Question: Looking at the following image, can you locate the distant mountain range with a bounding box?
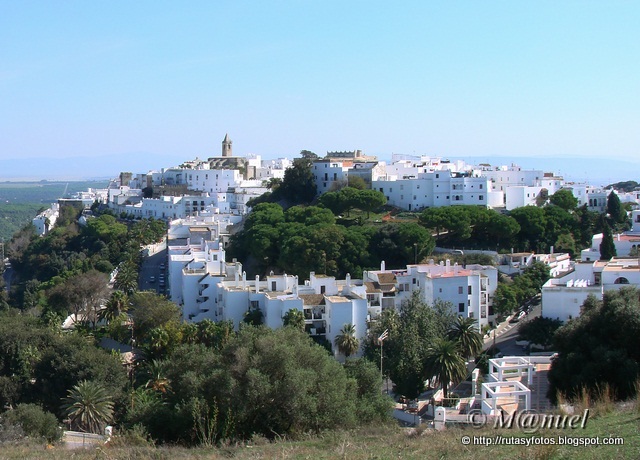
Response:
[0,152,636,187]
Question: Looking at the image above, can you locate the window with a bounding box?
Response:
[479,195,484,201]
[320,285,326,294]
[458,286,463,294]
[468,285,472,295]
[458,303,465,313]
[480,184,483,189]
[436,174,440,178]
[412,278,416,284]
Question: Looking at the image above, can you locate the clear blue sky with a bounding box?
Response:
[1,1,639,182]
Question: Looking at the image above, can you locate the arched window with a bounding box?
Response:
[614,277,630,284]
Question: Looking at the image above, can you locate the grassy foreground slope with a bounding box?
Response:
[2,403,639,460]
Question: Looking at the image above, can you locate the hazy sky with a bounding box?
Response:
[1,1,639,181]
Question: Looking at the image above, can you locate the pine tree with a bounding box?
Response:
[599,222,617,260]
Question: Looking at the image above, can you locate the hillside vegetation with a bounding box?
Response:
[1,400,639,459]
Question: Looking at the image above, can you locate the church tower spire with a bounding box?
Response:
[222,133,232,157]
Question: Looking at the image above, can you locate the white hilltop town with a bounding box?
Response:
[29,134,640,427]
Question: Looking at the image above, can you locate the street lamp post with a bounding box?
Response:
[378,329,389,393]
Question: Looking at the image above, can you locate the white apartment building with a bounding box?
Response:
[363,260,498,330]
[169,257,371,359]
[504,186,545,210]
[313,159,351,194]
[542,257,640,322]
[372,171,501,211]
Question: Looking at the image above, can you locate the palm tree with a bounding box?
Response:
[283,309,305,331]
[424,338,467,399]
[334,323,359,359]
[62,380,114,433]
[99,290,129,324]
[114,262,138,295]
[447,316,483,360]
[144,359,171,395]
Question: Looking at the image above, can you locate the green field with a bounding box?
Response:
[0,181,108,241]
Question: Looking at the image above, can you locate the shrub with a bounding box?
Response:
[4,404,62,443]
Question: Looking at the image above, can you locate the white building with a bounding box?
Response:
[363,260,498,330]
[32,203,60,236]
[372,171,501,211]
[542,257,640,322]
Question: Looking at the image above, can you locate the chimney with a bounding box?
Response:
[235,270,239,287]
[550,245,554,255]
[446,259,451,272]
[255,275,260,293]
[454,262,459,275]
[381,261,386,271]
[242,271,247,290]
[346,273,351,286]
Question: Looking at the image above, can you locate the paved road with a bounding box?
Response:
[139,243,167,295]
[483,297,542,357]
[2,263,13,292]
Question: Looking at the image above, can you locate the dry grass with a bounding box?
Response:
[2,403,640,460]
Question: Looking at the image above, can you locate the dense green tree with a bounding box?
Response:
[509,206,547,252]
[272,158,317,205]
[517,317,562,349]
[243,307,264,326]
[32,332,127,417]
[420,207,472,240]
[130,291,181,342]
[346,175,367,190]
[599,222,617,260]
[285,205,335,226]
[343,359,394,421]
[353,189,387,218]
[549,189,578,211]
[492,283,518,317]
[554,233,577,258]
[370,223,435,268]
[334,323,359,358]
[548,287,640,403]
[4,403,62,443]
[46,270,109,325]
[196,319,233,350]
[364,292,454,399]
[606,191,626,225]
[62,380,114,433]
